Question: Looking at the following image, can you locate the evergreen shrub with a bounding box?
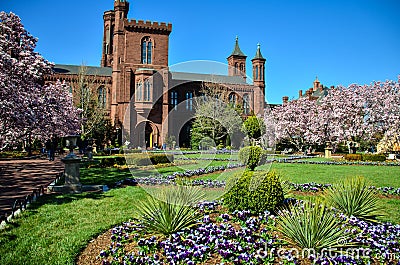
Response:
[362,154,386,162]
[344,154,362,161]
[224,170,284,214]
[238,146,263,170]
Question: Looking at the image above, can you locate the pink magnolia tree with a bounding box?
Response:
[355,78,400,148]
[0,12,81,150]
[317,85,366,148]
[268,97,322,152]
[266,77,400,153]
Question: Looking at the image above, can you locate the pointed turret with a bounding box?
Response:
[251,43,266,87]
[230,36,246,57]
[251,43,266,115]
[227,36,247,79]
[253,43,265,60]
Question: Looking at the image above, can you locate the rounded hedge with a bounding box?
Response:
[223,170,284,214]
[238,146,263,171]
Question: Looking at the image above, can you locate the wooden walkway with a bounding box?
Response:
[0,158,63,219]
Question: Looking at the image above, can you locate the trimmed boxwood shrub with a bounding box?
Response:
[100,154,174,167]
[344,154,362,161]
[362,154,386,162]
[150,154,174,164]
[238,146,263,171]
[345,153,386,162]
[99,157,116,167]
[224,170,284,214]
[99,157,126,167]
[126,154,174,166]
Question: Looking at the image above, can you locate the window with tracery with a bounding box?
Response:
[98,86,107,108]
[171,91,178,110]
[141,37,152,64]
[243,94,250,115]
[136,81,143,101]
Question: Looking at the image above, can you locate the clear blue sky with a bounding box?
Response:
[2,0,399,104]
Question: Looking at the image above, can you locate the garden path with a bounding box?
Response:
[0,158,63,219]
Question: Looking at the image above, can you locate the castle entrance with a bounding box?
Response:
[136,121,159,149]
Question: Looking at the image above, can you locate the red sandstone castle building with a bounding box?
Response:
[47,0,267,148]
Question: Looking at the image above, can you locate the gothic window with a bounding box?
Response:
[229,93,237,106]
[243,94,250,115]
[141,37,152,64]
[261,65,264,80]
[98,86,107,108]
[234,63,238,75]
[255,65,259,80]
[186,92,193,111]
[171,91,178,110]
[144,79,151,101]
[240,63,244,73]
[136,81,143,101]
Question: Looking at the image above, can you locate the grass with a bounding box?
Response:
[1,155,400,264]
[264,162,400,187]
[0,186,147,265]
[80,160,231,186]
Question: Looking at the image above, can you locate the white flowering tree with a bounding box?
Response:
[269,97,321,152]
[0,12,81,150]
[266,77,400,153]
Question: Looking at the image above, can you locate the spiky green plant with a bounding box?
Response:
[324,176,383,222]
[137,185,205,236]
[277,199,353,252]
[280,179,293,198]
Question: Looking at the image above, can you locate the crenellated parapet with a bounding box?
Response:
[125,19,172,34]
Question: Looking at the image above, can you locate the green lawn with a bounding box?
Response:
[80,160,231,186]
[266,163,400,187]
[1,158,400,265]
[0,186,147,265]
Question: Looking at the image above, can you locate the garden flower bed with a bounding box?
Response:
[97,201,400,265]
[117,165,400,196]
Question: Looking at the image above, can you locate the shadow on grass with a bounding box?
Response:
[28,191,110,210]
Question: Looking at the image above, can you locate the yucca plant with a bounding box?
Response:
[280,179,293,198]
[137,185,205,236]
[324,176,383,222]
[277,199,353,252]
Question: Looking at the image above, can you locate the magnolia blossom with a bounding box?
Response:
[265,77,400,152]
[0,12,81,149]
[268,97,321,151]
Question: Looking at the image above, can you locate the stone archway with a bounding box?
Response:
[135,120,159,149]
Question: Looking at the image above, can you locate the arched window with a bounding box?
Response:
[261,65,264,80]
[243,94,250,115]
[186,92,193,111]
[255,65,259,80]
[240,63,244,73]
[136,81,143,101]
[229,93,237,106]
[144,79,151,101]
[98,86,107,108]
[171,91,178,110]
[234,62,238,75]
[141,37,152,64]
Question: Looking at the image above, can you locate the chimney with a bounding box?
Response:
[299,90,303,98]
[282,96,289,104]
[306,90,312,100]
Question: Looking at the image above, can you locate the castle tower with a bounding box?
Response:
[313,76,321,91]
[227,36,247,80]
[101,0,129,67]
[251,43,266,114]
[251,43,266,89]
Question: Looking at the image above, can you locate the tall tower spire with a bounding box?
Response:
[227,36,247,79]
[251,43,266,88]
[251,43,266,114]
